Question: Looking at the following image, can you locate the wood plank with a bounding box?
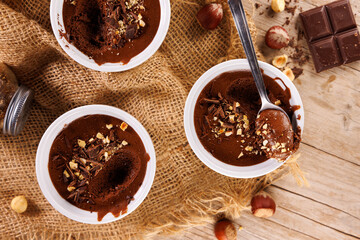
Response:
[273,144,360,217]
[269,186,360,237]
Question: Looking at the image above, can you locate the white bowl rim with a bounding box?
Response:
[49,0,171,72]
[184,59,305,179]
[36,104,156,224]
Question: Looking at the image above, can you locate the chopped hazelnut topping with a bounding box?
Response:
[106,124,113,129]
[263,124,268,130]
[236,129,242,135]
[79,158,86,165]
[69,161,78,170]
[120,122,128,131]
[229,115,235,123]
[67,186,76,192]
[77,139,86,148]
[238,152,244,158]
[139,20,146,27]
[89,138,94,143]
[263,140,268,146]
[122,140,128,146]
[103,136,110,144]
[63,170,70,178]
[96,132,104,139]
[225,131,233,137]
[245,146,253,151]
[274,100,281,106]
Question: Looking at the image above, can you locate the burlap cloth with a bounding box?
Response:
[0,0,305,239]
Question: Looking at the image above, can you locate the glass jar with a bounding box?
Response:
[0,63,33,136]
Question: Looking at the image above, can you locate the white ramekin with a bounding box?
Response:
[36,105,156,224]
[184,59,304,179]
[50,0,170,72]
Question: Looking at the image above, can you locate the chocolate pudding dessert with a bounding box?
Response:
[48,114,149,221]
[62,0,161,65]
[194,71,301,166]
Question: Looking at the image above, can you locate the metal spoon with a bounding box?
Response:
[228,0,290,120]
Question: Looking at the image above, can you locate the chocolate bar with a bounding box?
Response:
[300,0,360,72]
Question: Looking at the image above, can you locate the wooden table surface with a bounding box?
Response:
[160,0,360,239]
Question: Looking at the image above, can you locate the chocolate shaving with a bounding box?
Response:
[74,157,86,167]
[204,116,211,127]
[130,12,138,20]
[65,164,75,179]
[79,166,91,178]
[208,104,216,114]
[109,130,115,142]
[90,165,101,173]
[78,180,87,187]
[67,190,77,200]
[222,122,234,129]
[64,135,71,150]
[68,180,77,188]
[218,107,225,119]
[86,159,103,166]
[76,186,87,194]
[97,149,107,161]
[119,0,126,13]
[292,67,303,79]
[202,98,220,104]
[86,145,101,159]
[74,191,80,203]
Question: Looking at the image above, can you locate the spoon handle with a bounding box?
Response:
[228,0,270,103]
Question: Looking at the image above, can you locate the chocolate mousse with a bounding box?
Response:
[48,114,149,221]
[194,71,301,166]
[62,0,161,65]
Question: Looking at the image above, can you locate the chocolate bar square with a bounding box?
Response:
[300,0,359,72]
[309,36,342,72]
[336,29,360,64]
[300,6,333,42]
[326,0,356,33]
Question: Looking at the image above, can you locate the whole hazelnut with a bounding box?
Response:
[265,26,290,49]
[196,3,223,30]
[271,0,285,13]
[251,191,276,218]
[11,196,28,213]
[214,219,237,240]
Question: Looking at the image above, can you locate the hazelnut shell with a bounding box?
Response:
[265,26,290,49]
[251,191,276,218]
[214,219,237,240]
[196,3,223,30]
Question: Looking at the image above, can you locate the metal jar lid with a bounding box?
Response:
[3,85,34,136]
